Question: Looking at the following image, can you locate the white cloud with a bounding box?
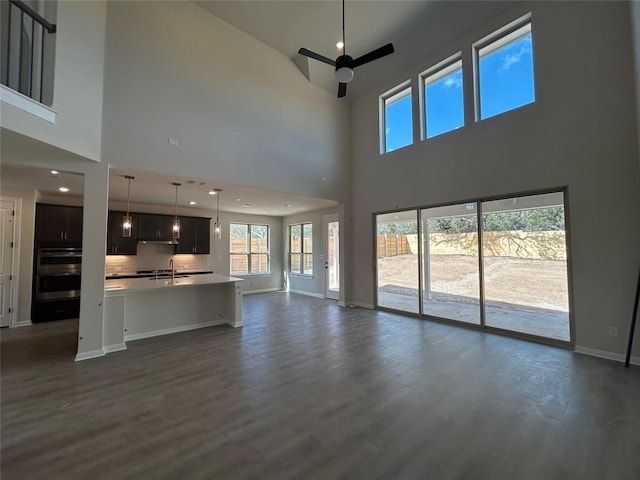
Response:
[443,74,462,89]
[500,40,532,72]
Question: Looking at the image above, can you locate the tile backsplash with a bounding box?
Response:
[105,243,209,274]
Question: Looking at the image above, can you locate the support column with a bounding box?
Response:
[75,162,109,361]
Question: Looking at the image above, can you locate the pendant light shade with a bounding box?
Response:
[122,175,135,237]
[213,188,222,239]
[172,182,181,239]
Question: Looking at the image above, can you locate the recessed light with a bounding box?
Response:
[242,203,252,208]
[189,201,197,205]
[284,204,291,208]
[336,41,344,50]
[236,198,241,202]
[58,187,69,193]
[51,170,59,175]
[208,190,217,195]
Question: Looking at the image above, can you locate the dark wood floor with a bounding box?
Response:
[2,292,640,479]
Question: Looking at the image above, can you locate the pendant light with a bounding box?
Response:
[172,182,181,239]
[213,188,222,239]
[122,175,135,237]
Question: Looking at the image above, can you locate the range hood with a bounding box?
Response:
[137,238,178,245]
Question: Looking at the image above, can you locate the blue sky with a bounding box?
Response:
[385,32,534,152]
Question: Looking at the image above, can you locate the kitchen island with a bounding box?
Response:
[103,273,244,353]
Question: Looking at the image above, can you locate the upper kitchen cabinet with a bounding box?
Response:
[176,217,211,254]
[106,211,137,255]
[137,213,175,240]
[36,204,83,245]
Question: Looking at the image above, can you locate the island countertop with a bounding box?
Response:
[105,273,244,293]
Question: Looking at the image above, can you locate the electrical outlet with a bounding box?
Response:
[168,138,179,146]
[182,264,189,269]
[115,267,122,272]
[608,326,618,337]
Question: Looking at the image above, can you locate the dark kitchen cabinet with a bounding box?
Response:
[176,216,210,254]
[106,211,137,255]
[137,213,175,240]
[36,204,83,245]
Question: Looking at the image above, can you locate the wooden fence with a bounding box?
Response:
[377,232,567,260]
[377,234,413,258]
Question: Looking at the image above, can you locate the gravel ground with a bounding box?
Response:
[377,254,569,312]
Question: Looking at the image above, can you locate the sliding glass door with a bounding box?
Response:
[481,192,570,341]
[421,203,481,324]
[376,211,419,313]
[375,189,571,344]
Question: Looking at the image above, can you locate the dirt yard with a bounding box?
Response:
[377,254,569,311]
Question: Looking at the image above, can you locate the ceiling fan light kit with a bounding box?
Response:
[298,0,395,98]
[336,66,354,84]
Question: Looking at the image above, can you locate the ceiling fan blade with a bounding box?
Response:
[337,82,347,98]
[298,48,336,67]
[352,43,395,68]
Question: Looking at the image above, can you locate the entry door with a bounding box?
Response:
[324,214,340,300]
[0,200,16,327]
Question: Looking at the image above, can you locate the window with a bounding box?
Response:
[229,223,269,275]
[289,223,313,275]
[381,82,413,153]
[475,17,535,120]
[421,55,464,139]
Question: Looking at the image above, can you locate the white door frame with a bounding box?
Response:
[323,214,339,300]
[0,196,21,328]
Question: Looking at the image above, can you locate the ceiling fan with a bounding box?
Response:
[298,0,395,98]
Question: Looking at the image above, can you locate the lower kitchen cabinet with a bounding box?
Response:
[32,299,80,323]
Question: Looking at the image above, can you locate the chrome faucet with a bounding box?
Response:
[169,258,174,280]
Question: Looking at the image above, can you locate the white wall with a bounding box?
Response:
[0,1,107,161]
[631,0,640,169]
[100,1,348,202]
[349,1,640,357]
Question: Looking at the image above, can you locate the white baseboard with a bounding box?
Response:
[574,345,640,366]
[103,343,127,354]
[75,349,105,362]
[13,320,33,327]
[125,319,225,342]
[243,287,281,295]
[338,301,347,307]
[289,289,324,299]
[347,301,374,309]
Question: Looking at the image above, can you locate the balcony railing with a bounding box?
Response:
[1,0,56,106]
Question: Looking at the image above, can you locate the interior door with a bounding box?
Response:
[324,214,340,300]
[0,200,16,327]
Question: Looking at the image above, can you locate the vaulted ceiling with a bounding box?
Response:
[195,1,511,98]
[195,0,439,98]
